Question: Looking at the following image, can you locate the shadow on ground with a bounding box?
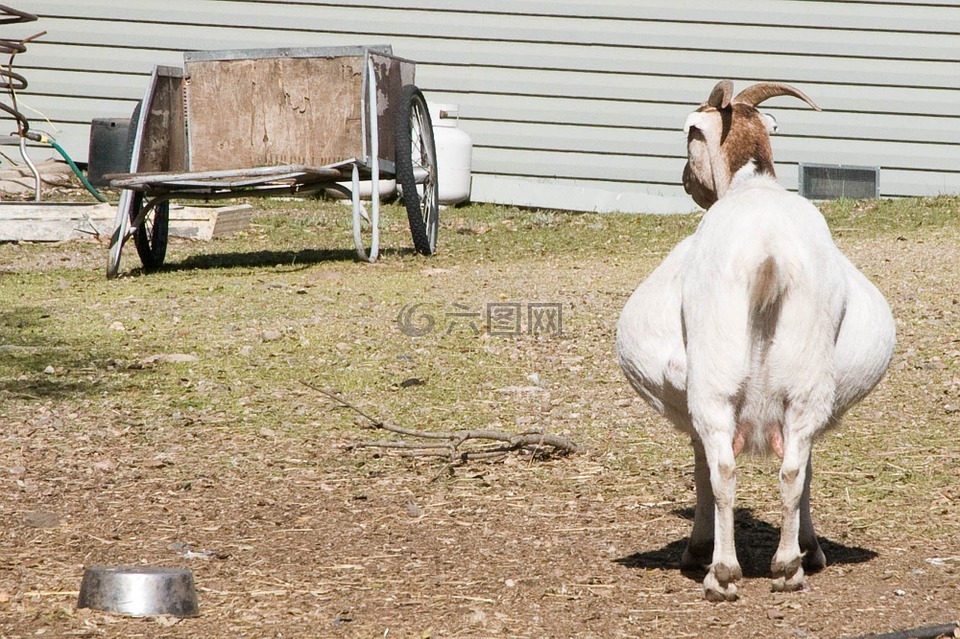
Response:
[615,507,878,580]
[0,306,120,400]
[163,247,368,272]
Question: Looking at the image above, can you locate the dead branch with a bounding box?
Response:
[304,383,579,463]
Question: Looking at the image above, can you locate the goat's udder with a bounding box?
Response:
[732,421,786,459]
[766,423,785,458]
[733,428,747,457]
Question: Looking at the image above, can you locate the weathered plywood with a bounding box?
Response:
[138,67,188,174]
[368,52,415,165]
[181,51,412,172]
[169,204,252,240]
[185,56,366,170]
[0,203,115,241]
[0,202,252,242]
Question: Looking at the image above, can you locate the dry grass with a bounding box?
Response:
[0,193,958,638]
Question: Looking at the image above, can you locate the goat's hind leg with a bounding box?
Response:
[799,454,826,573]
[772,431,816,592]
[698,429,741,602]
[682,436,715,572]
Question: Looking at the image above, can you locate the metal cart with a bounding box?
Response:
[106,46,438,278]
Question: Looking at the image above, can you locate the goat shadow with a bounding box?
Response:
[615,507,877,580]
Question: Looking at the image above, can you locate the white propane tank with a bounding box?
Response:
[329,178,396,202]
[428,103,472,205]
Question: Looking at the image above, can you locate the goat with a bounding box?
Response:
[616,80,896,601]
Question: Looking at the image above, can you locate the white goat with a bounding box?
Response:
[616,81,896,601]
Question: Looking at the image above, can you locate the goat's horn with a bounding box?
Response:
[732,83,821,111]
[706,80,733,109]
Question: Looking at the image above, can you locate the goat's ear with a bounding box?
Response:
[760,112,779,134]
[683,111,713,136]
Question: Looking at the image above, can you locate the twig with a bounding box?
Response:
[303,383,579,464]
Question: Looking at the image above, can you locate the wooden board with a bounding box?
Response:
[139,67,188,174]
[0,203,115,241]
[168,204,252,240]
[107,164,346,190]
[185,56,366,171]
[0,202,250,242]
[368,51,415,165]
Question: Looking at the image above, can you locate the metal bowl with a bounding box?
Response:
[77,566,199,617]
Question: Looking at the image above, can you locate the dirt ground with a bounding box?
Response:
[1,204,959,638]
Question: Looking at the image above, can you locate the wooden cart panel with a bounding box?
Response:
[138,66,188,174]
[183,47,414,172]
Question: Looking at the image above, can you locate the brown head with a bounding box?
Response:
[682,81,821,209]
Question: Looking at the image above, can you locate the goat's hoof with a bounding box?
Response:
[771,574,807,592]
[681,544,713,572]
[703,563,741,602]
[803,545,827,573]
[771,556,807,592]
[704,577,739,602]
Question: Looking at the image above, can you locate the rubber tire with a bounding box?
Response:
[395,84,439,255]
[130,191,169,270]
[123,101,169,271]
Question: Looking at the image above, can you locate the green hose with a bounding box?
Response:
[42,134,107,203]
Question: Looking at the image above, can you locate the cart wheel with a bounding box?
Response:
[131,191,169,270]
[395,84,439,255]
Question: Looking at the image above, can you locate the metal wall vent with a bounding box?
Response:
[798,163,880,200]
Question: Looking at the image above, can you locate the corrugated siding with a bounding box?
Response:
[4,0,959,212]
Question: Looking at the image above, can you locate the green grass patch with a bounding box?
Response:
[1,194,958,452]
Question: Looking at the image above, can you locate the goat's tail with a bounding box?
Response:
[748,256,787,344]
[740,255,789,455]
[749,256,785,315]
